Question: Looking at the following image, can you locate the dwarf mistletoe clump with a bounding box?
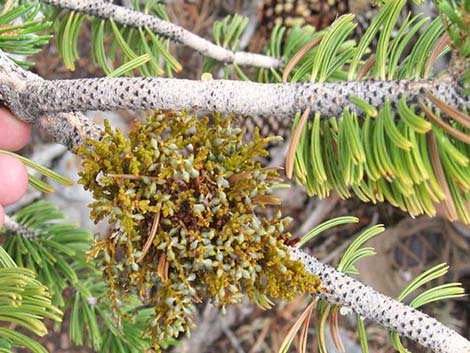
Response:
[78,111,321,350]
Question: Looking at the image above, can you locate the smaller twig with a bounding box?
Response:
[40,0,282,69]
[289,246,470,353]
[3,215,38,239]
[4,190,41,215]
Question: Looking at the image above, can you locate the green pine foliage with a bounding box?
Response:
[3,202,91,307]
[49,0,181,76]
[256,0,470,224]
[0,245,61,353]
[2,201,157,353]
[0,0,51,67]
[281,220,465,353]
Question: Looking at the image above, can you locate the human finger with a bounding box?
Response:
[0,107,31,151]
[0,204,4,229]
[0,154,29,205]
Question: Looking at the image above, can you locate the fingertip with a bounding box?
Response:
[0,155,29,205]
[0,205,4,229]
[0,107,31,151]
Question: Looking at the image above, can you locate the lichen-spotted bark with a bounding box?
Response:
[0,50,100,150]
[3,216,37,239]
[289,247,470,353]
[40,0,282,69]
[1,47,469,353]
[10,76,470,119]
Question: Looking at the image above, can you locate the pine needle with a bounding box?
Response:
[424,34,450,78]
[286,108,310,179]
[419,98,470,143]
[424,89,470,129]
[428,133,458,220]
[283,37,322,82]
[157,253,169,282]
[137,210,161,263]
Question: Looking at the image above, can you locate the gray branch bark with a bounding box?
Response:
[1,49,469,353]
[3,215,38,238]
[40,0,282,69]
[289,247,470,353]
[4,76,470,126]
[0,50,100,150]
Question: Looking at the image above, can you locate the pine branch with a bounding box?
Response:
[4,72,470,128]
[0,50,100,149]
[2,48,468,150]
[40,0,281,69]
[3,215,37,238]
[289,247,470,353]
[0,48,469,353]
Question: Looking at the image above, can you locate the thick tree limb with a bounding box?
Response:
[0,50,100,149]
[1,50,469,146]
[289,247,470,353]
[4,76,470,124]
[1,49,469,353]
[40,0,282,69]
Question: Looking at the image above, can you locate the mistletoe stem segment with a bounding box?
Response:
[289,247,470,353]
[40,0,282,69]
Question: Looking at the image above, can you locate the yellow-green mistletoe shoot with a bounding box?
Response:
[78,111,321,350]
